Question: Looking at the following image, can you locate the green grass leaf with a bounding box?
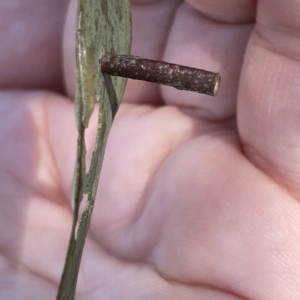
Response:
[56,1,131,299]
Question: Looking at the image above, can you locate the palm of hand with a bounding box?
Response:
[1,0,300,299]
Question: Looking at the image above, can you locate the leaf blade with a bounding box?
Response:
[56,1,131,299]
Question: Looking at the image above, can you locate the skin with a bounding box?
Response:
[1,0,300,299]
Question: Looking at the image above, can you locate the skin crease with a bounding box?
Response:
[2,0,300,298]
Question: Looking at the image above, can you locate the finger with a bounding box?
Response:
[162,2,253,120]
[122,0,182,105]
[0,0,68,91]
[238,0,300,197]
[185,0,256,23]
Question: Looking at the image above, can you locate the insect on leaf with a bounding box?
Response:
[56,1,131,299]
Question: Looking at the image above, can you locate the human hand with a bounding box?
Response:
[1,0,300,299]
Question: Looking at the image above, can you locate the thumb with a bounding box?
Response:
[238,0,300,197]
